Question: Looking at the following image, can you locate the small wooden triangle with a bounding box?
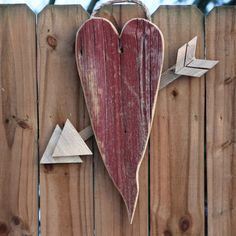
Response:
[40,125,83,164]
[52,119,92,158]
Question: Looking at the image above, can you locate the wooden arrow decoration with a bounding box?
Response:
[69,38,218,158]
[75,30,219,223]
[159,36,219,89]
[40,119,93,164]
[40,31,218,221]
[76,17,164,223]
[175,36,218,77]
[42,36,217,164]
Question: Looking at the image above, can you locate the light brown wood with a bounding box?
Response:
[150,6,204,235]
[93,4,149,235]
[94,3,147,32]
[40,125,83,164]
[0,5,38,236]
[38,5,93,236]
[206,7,236,236]
[52,119,92,157]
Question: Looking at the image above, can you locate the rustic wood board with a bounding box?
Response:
[206,7,236,236]
[38,6,93,236]
[92,5,150,235]
[76,15,164,222]
[0,5,38,236]
[150,6,204,235]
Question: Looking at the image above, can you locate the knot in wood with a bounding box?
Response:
[11,216,21,226]
[171,89,178,97]
[47,35,57,49]
[44,164,54,173]
[0,222,8,234]
[16,120,30,129]
[163,229,172,236]
[179,215,192,232]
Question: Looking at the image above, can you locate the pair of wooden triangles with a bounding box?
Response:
[40,119,92,164]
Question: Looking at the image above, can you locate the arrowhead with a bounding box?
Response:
[40,125,83,164]
[52,119,92,158]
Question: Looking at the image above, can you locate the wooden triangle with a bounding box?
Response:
[52,119,92,157]
[40,125,83,164]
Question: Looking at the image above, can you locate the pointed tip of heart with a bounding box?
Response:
[128,208,136,224]
[119,182,139,224]
[125,195,138,224]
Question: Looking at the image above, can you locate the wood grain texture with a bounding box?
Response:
[150,6,204,235]
[93,4,147,33]
[52,119,92,157]
[76,16,163,223]
[92,5,150,235]
[0,5,38,236]
[206,7,236,236]
[38,5,93,236]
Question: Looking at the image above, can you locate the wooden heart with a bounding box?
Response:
[76,17,164,222]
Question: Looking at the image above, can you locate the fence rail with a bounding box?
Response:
[0,4,235,236]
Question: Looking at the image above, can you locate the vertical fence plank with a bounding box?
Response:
[0,5,38,236]
[38,6,93,236]
[93,4,149,236]
[150,6,205,235]
[206,7,236,236]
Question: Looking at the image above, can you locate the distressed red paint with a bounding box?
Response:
[76,17,164,222]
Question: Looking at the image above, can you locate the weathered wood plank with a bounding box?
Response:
[92,4,150,235]
[76,16,163,223]
[150,6,205,235]
[206,7,236,236]
[0,5,38,236]
[38,5,93,236]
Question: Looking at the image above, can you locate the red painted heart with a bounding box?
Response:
[76,17,164,222]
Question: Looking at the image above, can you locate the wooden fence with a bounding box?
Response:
[0,3,235,236]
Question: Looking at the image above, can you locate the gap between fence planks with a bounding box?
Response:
[0,5,38,236]
[206,7,236,236]
[150,6,205,235]
[38,5,93,236]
